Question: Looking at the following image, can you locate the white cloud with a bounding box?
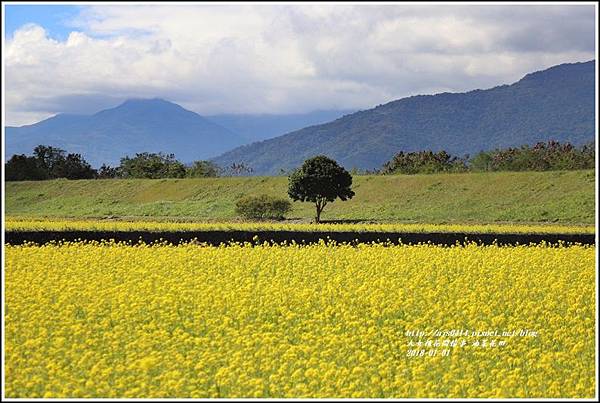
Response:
[4,4,596,126]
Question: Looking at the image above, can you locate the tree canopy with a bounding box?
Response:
[288,155,355,223]
[5,145,96,181]
[119,152,187,179]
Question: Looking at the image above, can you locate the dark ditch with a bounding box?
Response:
[4,230,595,246]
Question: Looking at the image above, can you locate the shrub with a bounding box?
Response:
[235,195,292,220]
[380,150,468,175]
[186,160,219,178]
[119,152,186,179]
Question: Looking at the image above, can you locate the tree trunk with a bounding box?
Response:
[315,199,326,223]
[315,202,321,223]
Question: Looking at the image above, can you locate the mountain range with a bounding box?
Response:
[6,99,243,167]
[5,99,352,167]
[5,60,595,172]
[213,60,595,174]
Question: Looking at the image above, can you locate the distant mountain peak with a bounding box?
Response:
[111,97,185,112]
[120,98,174,106]
[6,98,244,167]
[90,97,195,120]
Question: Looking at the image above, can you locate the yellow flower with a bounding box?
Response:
[4,240,595,398]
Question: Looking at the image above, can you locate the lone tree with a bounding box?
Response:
[288,155,355,223]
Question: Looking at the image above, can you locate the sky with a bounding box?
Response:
[3,2,597,126]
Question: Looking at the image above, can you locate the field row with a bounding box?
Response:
[4,218,595,235]
[5,241,596,398]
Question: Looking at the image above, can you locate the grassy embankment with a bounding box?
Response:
[5,170,595,225]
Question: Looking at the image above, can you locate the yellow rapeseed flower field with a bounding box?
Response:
[4,217,595,234]
[4,241,596,398]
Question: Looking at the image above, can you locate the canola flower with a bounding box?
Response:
[4,241,595,398]
[4,217,595,235]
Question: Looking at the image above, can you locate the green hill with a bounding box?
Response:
[4,170,594,225]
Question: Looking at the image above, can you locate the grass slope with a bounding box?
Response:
[4,170,595,225]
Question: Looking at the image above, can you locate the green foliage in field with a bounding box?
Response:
[380,141,594,175]
[5,145,96,181]
[4,170,595,224]
[235,195,292,220]
[186,160,219,178]
[119,152,187,179]
[380,150,468,175]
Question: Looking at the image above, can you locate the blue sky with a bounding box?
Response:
[3,3,597,126]
[4,4,82,41]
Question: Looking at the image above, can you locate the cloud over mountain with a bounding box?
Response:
[5,4,595,126]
